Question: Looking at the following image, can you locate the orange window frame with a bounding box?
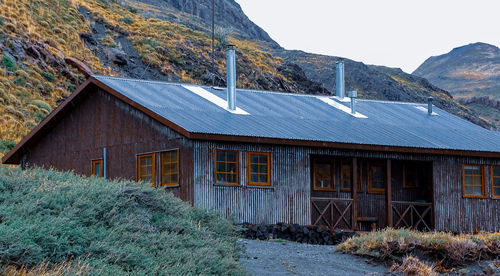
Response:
[368,161,386,194]
[137,153,155,186]
[160,150,179,187]
[91,159,103,177]
[248,152,271,186]
[462,164,485,198]
[313,159,335,191]
[214,149,239,185]
[491,165,500,199]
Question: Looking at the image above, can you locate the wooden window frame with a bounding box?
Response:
[462,164,486,199]
[160,149,180,187]
[247,152,271,187]
[91,159,103,177]
[403,162,419,189]
[137,153,155,187]
[491,165,500,199]
[214,149,239,185]
[313,159,335,191]
[368,161,386,194]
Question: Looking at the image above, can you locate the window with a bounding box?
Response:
[368,161,386,194]
[340,161,351,192]
[462,164,485,198]
[91,159,103,177]
[248,152,271,186]
[313,160,334,191]
[403,162,418,188]
[215,150,239,185]
[161,150,179,187]
[137,153,155,186]
[492,166,500,199]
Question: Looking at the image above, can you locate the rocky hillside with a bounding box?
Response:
[0,0,493,152]
[413,42,500,126]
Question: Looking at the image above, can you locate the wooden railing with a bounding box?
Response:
[392,201,432,231]
[311,197,353,230]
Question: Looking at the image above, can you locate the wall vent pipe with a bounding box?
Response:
[348,90,357,114]
[336,62,345,99]
[427,97,433,115]
[226,45,236,111]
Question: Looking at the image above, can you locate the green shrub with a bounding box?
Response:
[1,56,17,71]
[120,17,134,24]
[31,99,52,113]
[13,76,26,86]
[0,167,244,275]
[0,140,15,153]
[42,72,55,82]
[67,82,75,92]
[0,17,3,26]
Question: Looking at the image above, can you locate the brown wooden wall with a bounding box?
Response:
[23,87,195,202]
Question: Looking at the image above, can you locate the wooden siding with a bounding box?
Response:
[23,87,195,202]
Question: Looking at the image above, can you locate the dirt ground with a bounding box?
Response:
[239,239,389,275]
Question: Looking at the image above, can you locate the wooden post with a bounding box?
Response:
[351,158,358,230]
[386,159,393,227]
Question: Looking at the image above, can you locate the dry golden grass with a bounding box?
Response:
[2,260,90,276]
[390,256,437,276]
[337,228,500,269]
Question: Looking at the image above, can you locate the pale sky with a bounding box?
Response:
[235,0,500,73]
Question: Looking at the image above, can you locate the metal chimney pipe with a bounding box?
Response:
[226,45,236,111]
[336,62,345,99]
[427,97,433,115]
[348,90,357,114]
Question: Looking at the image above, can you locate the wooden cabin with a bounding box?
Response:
[3,73,500,233]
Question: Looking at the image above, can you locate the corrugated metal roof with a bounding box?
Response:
[93,75,500,153]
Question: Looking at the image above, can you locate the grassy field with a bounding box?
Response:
[337,228,500,274]
[0,166,244,275]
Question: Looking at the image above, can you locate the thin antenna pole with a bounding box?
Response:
[211,0,215,86]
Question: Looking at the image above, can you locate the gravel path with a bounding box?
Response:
[240,239,389,276]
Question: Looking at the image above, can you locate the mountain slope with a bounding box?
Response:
[413,42,500,99]
[0,0,493,152]
[413,42,500,126]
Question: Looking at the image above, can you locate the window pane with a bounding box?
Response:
[471,166,481,175]
[473,176,482,185]
[464,166,474,175]
[216,151,226,161]
[171,174,178,183]
[464,175,472,185]
[226,152,237,162]
[227,163,236,173]
[371,166,385,189]
[251,154,259,163]
[216,173,226,183]
[251,174,259,183]
[472,186,482,195]
[259,174,267,183]
[493,167,500,177]
[465,185,472,195]
[494,187,500,197]
[314,162,331,189]
[259,164,268,173]
[250,164,258,173]
[341,164,351,189]
[494,178,500,187]
[95,163,100,176]
[216,162,226,173]
[227,174,237,183]
[260,155,268,164]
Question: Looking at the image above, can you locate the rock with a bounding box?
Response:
[107,48,128,65]
[80,33,98,45]
[483,263,499,275]
[25,45,41,59]
[64,57,92,77]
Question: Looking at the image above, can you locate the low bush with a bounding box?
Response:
[0,167,244,275]
[1,56,17,71]
[337,228,500,269]
[0,140,16,153]
[42,72,55,82]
